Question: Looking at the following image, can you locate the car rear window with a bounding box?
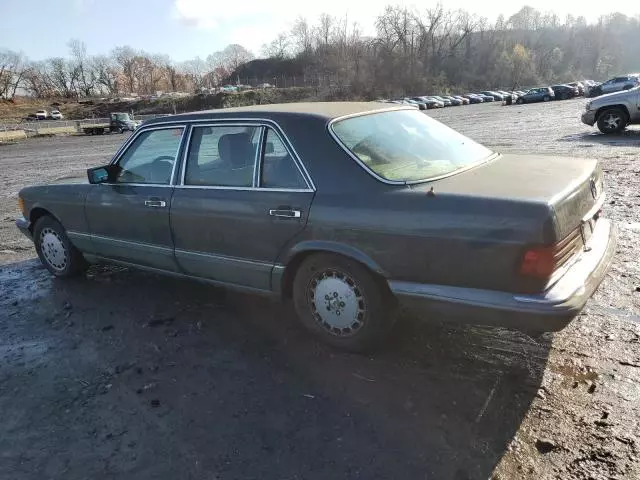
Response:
[330,109,493,183]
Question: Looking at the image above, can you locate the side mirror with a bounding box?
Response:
[265,142,275,154]
[87,166,110,184]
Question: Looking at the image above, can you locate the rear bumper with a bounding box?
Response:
[582,110,596,126]
[390,218,616,332]
[16,217,32,240]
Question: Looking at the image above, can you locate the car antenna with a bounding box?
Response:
[426,186,436,197]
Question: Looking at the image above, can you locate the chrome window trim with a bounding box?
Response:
[327,107,497,186]
[105,124,187,187]
[143,117,315,190]
[254,126,266,188]
[177,121,314,192]
[175,185,313,193]
[259,126,311,191]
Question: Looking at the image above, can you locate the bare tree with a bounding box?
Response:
[112,46,138,94]
[221,44,254,75]
[68,39,96,96]
[93,54,119,95]
[0,50,27,100]
[262,33,291,59]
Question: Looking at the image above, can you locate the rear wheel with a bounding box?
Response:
[597,108,628,134]
[292,253,397,352]
[33,216,86,277]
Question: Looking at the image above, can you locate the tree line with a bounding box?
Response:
[1,5,639,100]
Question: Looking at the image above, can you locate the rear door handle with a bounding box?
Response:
[269,209,301,218]
[145,199,166,208]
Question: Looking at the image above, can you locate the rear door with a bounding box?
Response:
[85,125,186,270]
[170,123,315,291]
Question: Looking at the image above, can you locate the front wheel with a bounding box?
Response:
[516,98,524,104]
[543,95,551,102]
[34,216,87,277]
[292,253,397,352]
[597,108,628,134]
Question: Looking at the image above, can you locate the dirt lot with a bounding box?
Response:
[1,100,639,479]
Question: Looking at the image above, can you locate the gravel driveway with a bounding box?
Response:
[1,100,639,479]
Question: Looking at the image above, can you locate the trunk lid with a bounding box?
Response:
[412,153,603,242]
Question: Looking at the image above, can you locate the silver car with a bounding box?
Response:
[590,75,640,97]
[582,86,640,134]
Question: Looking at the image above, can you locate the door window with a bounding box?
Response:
[260,129,308,189]
[115,127,184,184]
[184,126,260,187]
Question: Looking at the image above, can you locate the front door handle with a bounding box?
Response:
[269,209,301,218]
[145,199,166,208]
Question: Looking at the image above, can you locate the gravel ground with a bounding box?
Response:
[1,99,639,479]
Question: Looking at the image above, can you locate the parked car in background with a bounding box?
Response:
[480,91,504,101]
[588,75,640,97]
[582,86,640,134]
[406,98,427,110]
[453,95,470,105]
[15,102,616,352]
[568,82,585,96]
[476,94,495,102]
[462,94,484,104]
[430,96,452,107]
[550,84,579,100]
[442,95,463,106]
[515,87,555,104]
[421,97,445,109]
[50,110,63,120]
[35,110,48,120]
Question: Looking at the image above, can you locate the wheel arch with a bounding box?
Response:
[28,206,62,233]
[277,241,389,299]
[595,104,630,122]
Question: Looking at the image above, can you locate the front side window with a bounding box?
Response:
[260,129,307,189]
[184,126,260,187]
[331,109,493,183]
[115,127,184,184]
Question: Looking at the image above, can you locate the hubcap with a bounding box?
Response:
[604,114,621,130]
[40,228,68,272]
[308,269,365,337]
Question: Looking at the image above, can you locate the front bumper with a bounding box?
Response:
[16,217,32,240]
[390,218,616,333]
[582,110,596,126]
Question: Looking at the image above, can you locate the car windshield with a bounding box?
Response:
[331,109,493,183]
[115,113,131,121]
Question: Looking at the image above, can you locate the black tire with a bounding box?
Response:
[33,216,87,277]
[516,98,524,104]
[543,95,551,102]
[597,108,628,134]
[292,253,397,352]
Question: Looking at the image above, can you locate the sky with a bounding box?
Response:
[2,0,639,62]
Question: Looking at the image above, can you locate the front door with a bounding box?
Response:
[85,126,186,271]
[170,124,315,290]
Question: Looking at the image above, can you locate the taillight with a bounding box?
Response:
[519,228,583,280]
[519,246,556,279]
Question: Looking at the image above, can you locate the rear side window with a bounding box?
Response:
[184,126,260,187]
[260,129,307,189]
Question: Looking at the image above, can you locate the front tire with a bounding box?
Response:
[292,253,397,352]
[543,95,551,102]
[516,98,524,104]
[597,108,628,134]
[33,216,86,277]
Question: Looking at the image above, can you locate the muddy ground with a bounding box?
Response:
[1,99,639,480]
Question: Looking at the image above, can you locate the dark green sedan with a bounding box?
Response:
[16,103,616,351]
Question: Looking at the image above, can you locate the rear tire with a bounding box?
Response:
[33,216,86,277]
[292,253,397,352]
[597,108,628,134]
